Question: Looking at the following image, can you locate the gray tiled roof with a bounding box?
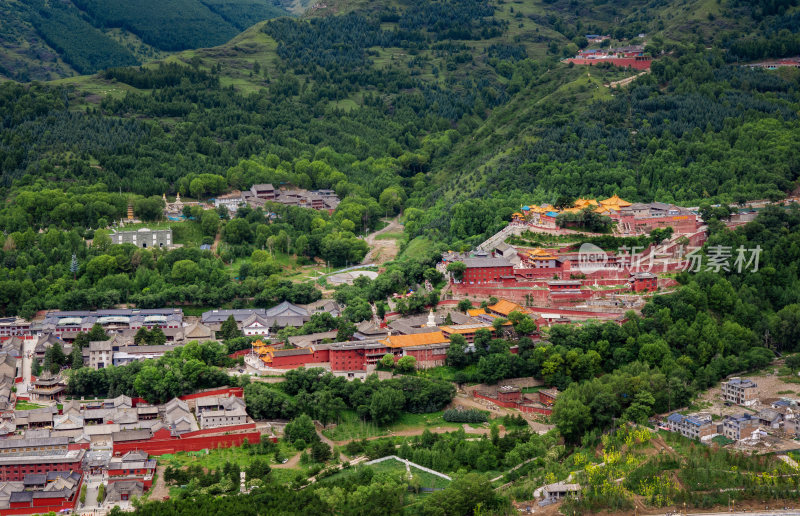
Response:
[201,309,267,324]
[23,473,47,485]
[462,257,512,268]
[111,429,153,442]
[0,436,67,449]
[274,348,312,357]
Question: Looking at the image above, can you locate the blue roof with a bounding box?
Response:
[546,211,559,217]
[727,378,756,386]
[774,400,792,407]
[685,416,706,427]
[522,206,530,211]
[200,244,211,250]
[666,413,684,423]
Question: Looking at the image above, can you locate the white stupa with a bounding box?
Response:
[426,309,436,328]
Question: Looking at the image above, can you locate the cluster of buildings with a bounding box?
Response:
[438,195,707,306]
[565,45,652,70]
[746,56,800,70]
[0,355,16,415]
[214,183,340,214]
[663,376,800,447]
[0,302,333,377]
[511,196,698,235]
[12,308,185,342]
[0,388,260,514]
[2,390,252,441]
[472,384,559,416]
[584,34,610,44]
[200,302,313,336]
[245,302,543,379]
[243,298,606,382]
[665,410,772,443]
[0,437,85,515]
[442,246,666,303]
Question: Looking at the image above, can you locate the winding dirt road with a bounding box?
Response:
[606,70,650,88]
[362,216,403,264]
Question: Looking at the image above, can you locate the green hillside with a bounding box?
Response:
[0,0,798,248]
[0,0,291,80]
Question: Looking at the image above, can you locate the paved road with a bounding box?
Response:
[81,478,101,513]
[20,337,36,393]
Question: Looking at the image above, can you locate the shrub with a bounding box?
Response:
[443,408,489,423]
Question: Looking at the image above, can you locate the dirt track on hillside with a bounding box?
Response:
[362,217,402,264]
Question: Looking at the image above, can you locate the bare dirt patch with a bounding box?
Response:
[450,394,555,434]
[696,367,797,419]
[362,217,403,264]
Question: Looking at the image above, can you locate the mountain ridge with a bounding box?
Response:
[0,0,291,81]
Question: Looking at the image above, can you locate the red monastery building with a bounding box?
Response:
[460,257,514,284]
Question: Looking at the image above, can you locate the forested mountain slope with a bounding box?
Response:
[0,0,798,248]
[0,0,290,81]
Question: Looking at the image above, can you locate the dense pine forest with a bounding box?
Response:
[0,0,290,80]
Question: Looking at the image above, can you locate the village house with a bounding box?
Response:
[721,377,758,406]
[14,407,58,430]
[164,398,198,434]
[287,330,339,348]
[88,339,116,369]
[541,482,581,503]
[194,395,246,414]
[722,413,760,440]
[248,183,276,200]
[240,313,272,336]
[36,308,183,341]
[111,228,173,249]
[213,191,246,214]
[666,413,716,440]
[757,408,783,429]
[0,318,31,337]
